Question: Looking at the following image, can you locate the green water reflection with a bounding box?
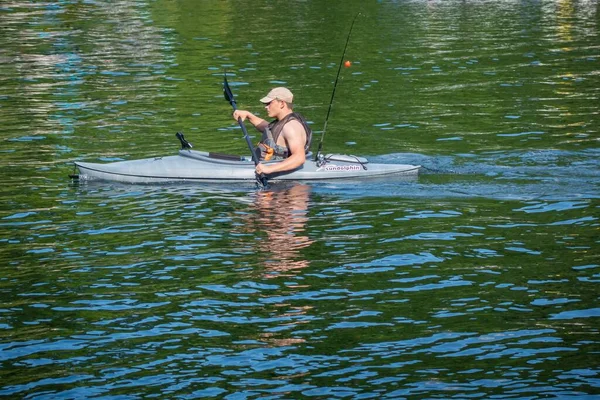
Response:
[0,0,598,398]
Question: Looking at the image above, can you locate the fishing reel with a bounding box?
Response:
[316,153,327,168]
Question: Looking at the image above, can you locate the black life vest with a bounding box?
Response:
[256,113,312,161]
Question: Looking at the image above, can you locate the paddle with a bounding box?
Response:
[223,73,268,188]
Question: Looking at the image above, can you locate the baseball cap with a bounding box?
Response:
[260,87,294,104]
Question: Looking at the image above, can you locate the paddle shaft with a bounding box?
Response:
[223,74,267,187]
[231,101,260,167]
[315,13,360,161]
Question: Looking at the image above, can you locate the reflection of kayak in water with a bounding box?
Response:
[73,136,421,184]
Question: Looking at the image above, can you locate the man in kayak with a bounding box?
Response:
[233,87,312,176]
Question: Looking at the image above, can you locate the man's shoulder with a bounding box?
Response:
[281,119,305,134]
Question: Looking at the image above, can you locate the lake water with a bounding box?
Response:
[1,0,599,398]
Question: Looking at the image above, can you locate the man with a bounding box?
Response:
[232,87,312,176]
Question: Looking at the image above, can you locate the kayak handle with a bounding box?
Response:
[176,132,193,149]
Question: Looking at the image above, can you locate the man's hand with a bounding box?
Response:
[256,163,273,175]
[233,110,250,121]
[233,110,268,132]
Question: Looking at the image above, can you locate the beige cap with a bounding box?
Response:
[260,87,294,104]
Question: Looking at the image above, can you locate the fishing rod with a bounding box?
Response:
[314,13,360,161]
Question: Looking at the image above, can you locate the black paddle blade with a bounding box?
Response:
[256,173,268,189]
[223,74,236,107]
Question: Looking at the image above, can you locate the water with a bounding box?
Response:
[1,0,599,398]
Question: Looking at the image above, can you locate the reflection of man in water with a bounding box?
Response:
[253,184,313,278]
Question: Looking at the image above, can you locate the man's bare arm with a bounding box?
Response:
[233,110,268,132]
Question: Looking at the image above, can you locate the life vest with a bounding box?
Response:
[256,112,312,161]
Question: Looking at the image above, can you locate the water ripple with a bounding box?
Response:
[0,0,598,398]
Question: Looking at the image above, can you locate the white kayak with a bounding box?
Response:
[74,147,420,184]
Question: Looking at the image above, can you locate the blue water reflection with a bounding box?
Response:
[1,0,599,398]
